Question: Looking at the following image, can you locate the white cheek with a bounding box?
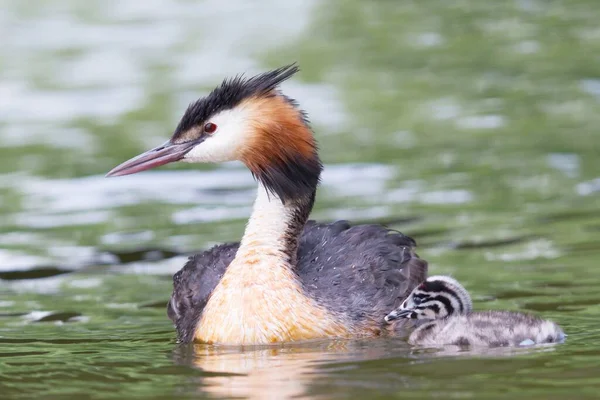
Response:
[183,106,251,163]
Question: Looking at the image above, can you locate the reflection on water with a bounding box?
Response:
[175,341,368,399]
[170,339,563,399]
[2,0,600,399]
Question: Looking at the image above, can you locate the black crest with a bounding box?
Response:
[172,64,300,140]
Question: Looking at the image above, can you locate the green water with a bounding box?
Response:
[2,0,600,398]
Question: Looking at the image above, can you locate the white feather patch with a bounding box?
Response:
[183,105,252,163]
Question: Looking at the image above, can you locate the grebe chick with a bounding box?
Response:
[385,276,565,347]
[106,65,428,345]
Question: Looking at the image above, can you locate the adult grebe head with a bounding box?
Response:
[106,64,321,202]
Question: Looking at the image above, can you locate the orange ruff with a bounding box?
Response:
[240,95,317,173]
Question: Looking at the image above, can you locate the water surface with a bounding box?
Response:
[2,0,600,399]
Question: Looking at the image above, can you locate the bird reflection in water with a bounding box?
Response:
[171,340,409,399]
[170,339,560,399]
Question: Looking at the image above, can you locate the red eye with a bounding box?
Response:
[204,122,217,134]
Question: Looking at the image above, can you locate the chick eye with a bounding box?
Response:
[203,122,217,134]
[412,297,422,305]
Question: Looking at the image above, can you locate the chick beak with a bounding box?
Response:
[384,309,414,322]
[105,140,197,177]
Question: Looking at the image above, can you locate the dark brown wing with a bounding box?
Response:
[297,220,427,324]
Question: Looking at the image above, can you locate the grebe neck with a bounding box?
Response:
[236,183,315,268]
[193,180,349,344]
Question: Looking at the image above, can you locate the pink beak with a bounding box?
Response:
[105,141,197,177]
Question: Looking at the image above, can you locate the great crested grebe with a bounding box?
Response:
[385,276,565,347]
[106,64,428,345]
